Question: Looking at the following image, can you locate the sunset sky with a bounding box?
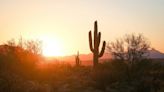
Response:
[0,0,164,56]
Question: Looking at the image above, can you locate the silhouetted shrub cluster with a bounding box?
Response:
[0,56,164,92]
[0,39,163,92]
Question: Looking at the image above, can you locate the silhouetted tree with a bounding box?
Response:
[0,38,43,79]
[89,21,106,67]
[107,33,150,64]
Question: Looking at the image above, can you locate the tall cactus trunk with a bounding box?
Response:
[89,21,106,67]
[93,51,98,66]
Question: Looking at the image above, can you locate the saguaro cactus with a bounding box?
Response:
[89,21,106,66]
[75,51,80,66]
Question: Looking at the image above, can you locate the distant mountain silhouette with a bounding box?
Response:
[53,49,164,62]
[47,53,111,65]
[148,48,164,59]
[52,53,111,62]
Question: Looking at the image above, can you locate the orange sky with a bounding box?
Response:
[0,0,164,56]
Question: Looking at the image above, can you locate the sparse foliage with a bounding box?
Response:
[24,40,42,55]
[107,34,150,64]
[7,39,16,46]
[0,38,43,78]
[5,38,43,55]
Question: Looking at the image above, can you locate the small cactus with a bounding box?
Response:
[75,51,80,66]
[89,21,106,66]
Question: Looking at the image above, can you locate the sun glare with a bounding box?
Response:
[40,36,64,57]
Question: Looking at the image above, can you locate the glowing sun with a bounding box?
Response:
[40,36,64,57]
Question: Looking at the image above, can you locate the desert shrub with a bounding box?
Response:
[90,61,128,91]
[126,59,152,80]
[90,59,164,92]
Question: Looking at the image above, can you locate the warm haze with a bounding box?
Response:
[0,1,164,92]
[0,0,164,56]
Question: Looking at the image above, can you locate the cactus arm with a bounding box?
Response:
[99,41,106,57]
[89,31,94,52]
